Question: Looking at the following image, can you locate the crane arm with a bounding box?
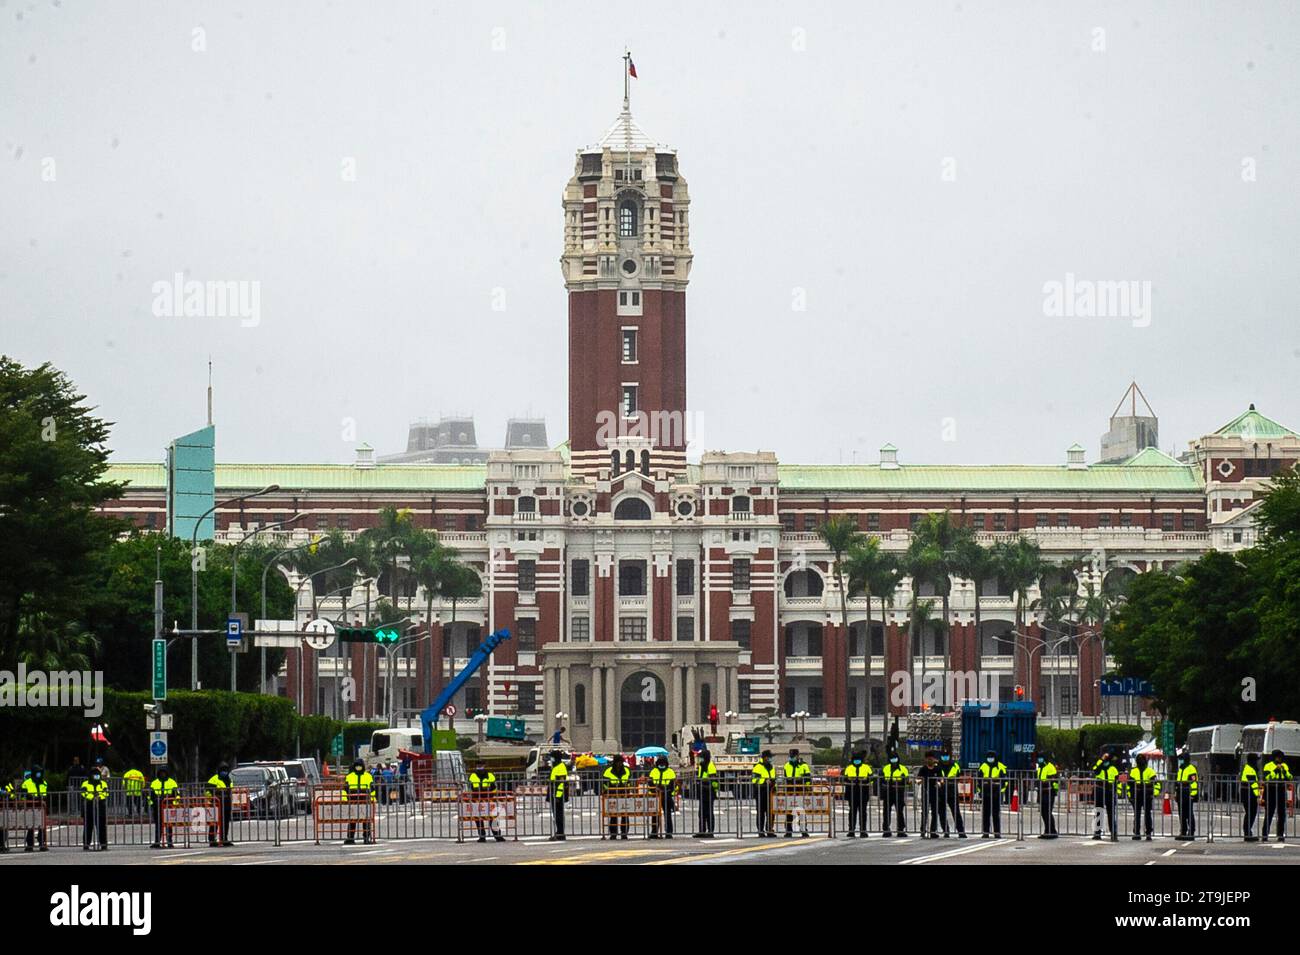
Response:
[420,628,511,752]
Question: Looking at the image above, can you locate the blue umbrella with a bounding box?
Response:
[635,746,670,759]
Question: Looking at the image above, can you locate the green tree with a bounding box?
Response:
[844,537,901,751]
[817,515,863,758]
[951,535,999,687]
[994,537,1051,703]
[0,357,125,670]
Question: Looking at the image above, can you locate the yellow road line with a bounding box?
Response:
[647,840,823,865]
[516,847,678,865]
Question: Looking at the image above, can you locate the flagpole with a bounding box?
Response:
[623,48,630,111]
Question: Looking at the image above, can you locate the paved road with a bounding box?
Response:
[4,833,1297,866]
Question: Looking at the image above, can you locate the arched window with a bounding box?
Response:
[625,449,636,472]
[618,199,638,237]
[614,497,652,521]
[640,450,650,475]
[610,450,620,475]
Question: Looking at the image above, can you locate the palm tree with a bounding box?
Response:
[994,537,1052,705]
[951,535,999,692]
[18,620,99,671]
[1033,573,1082,723]
[910,513,968,705]
[817,515,864,758]
[901,533,940,711]
[1079,577,1123,718]
[843,538,901,750]
[908,597,942,708]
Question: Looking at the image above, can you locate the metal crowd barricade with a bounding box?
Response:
[1,799,47,848]
[161,795,223,847]
[599,784,660,839]
[773,783,834,837]
[456,792,517,843]
[312,789,377,844]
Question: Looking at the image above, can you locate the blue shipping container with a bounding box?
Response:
[960,701,1038,771]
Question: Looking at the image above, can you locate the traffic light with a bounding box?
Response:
[337,625,402,644]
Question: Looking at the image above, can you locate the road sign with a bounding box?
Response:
[149,731,169,765]
[226,616,244,649]
[1162,720,1176,755]
[304,618,336,651]
[152,638,167,700]
[444,703,457,718]
[331,732,344,758]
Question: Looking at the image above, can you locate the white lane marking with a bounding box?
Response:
[900,839,1007,865]
[1162,849,1176,857]
[234,859,280,865]
[1144,860,1156,865]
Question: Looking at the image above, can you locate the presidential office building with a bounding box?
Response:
[102,97,1300,752]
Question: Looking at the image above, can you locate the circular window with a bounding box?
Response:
[621,258,638,276]
[1217,460,1235,477]
[676,500,694,518]
[572,501,589,517]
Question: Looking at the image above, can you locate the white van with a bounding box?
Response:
[359,727,424,764]
[1240,722,1300,768]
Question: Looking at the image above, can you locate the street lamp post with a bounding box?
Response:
[292,557,358,714]
[1010,627,1072,720]
[260,537,327,696]
[229,513,304,692]
[190,485,279,691]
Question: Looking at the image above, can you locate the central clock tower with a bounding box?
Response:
[563,90,692,479]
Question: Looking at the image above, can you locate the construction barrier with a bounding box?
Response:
[599,785,660,839]
[312,790,377,844]
[773,783,834,836]
[456,792,517,843]
[1,800,47,844]
[161,796,222,846]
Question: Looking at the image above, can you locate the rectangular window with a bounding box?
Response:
[1057,514,1069,528]
[781,513,796,531]
[620,617,647,641]
[442,514,457,531]
[739,682,752,713]
[466,685,481,714]
[621,328,637,362]
[571,616,590,642]
[972,514,986,530]
[783,686,796,715]
[465,514,478,531]
[808,686,824,715]
[1161,514,1175,531]
[909,513,922,530]
[619,560,647,596]
[804,514,819,533]
[1098,513,1112,527]
[675,559,694,596]
[1120,514,1132,527]
[516,617,536,651]
[731,558,751,592]
[731,618,752,651]
[622,385,638,417]
[676,616,694,642]
[315,516,329,530]
[993,514,1007,531]
[516,683,537,715]
[871,685,886,717]
[517,559,536,592]
[571,559,590,597]
[867,513,880,532]
[1036,514,1048,527]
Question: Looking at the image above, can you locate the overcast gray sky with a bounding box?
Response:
[3,1,1298,466]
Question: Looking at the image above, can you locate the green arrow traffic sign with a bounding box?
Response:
[374,626,400,645]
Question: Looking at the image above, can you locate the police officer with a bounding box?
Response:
[649,755,677,839]
[978,750,1007,838]
[752,750,777,837]
[21,764,49,851]
[547,750,569,841]
[1261,749,1292,843]
[1034,752,1059,839]
[123,766,146,817]
[938,749,966,838]
[782,748,811,838]
[917,752,945,839]
[1129,754,1159,841]
[843,750,872,838]
[343,758,376,845]
[1092,750,1119,840]
[149,766,180,849]
[881,751,908,837]
[468,761,505,843]
[81,766,109,851]
[0,772,15,853]
[206,763,235,847]
[1241,753,1261,841]
[694,748,718,838]
[1174,751,1199,841]
[603,754,633,839]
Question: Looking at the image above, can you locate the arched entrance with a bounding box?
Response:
[620,671,666,750]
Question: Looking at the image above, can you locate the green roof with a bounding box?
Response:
[775,462,1202,493]
[106,462,487,492]
[1122,447,1185,467]
[1214,407,1296,440]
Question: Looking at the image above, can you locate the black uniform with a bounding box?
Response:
[1262,755,1292,842]
[939,754,966,836]
[81,775,109,850]
[881,758,908,836]
[917,760,944,838]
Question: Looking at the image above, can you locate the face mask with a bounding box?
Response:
[941,755,950,762]
[852,759,862,766]
[92,775,101,783]
[987,758,995,764]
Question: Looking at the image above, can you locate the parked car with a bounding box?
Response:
[231,765,295,819]
[250,759,319,811]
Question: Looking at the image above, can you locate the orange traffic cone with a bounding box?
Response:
[1009,789,1019,812]
[1162,792,1172,816]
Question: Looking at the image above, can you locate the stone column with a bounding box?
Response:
[592,664,605,743]
[543,668,557,739]
[685,663,697,726]
[604,666,617,748]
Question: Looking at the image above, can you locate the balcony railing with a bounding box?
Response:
[785,655,822,668]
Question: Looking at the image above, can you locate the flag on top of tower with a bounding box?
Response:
[628,55,637,78]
